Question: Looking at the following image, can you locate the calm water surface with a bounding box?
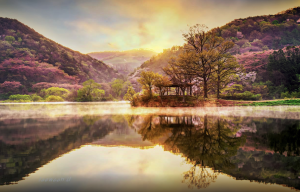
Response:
[0,102,300,192]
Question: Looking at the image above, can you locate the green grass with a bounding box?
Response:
[240,99,300,106]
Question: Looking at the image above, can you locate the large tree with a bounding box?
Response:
[182,24,235,98]
[77,79,105,101]
[137,71,158,97]
[213,56,242,99]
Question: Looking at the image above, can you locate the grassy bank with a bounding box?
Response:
[237,99,300,106]
[132,95,300,107]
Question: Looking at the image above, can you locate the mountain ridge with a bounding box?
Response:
[0,17,121,91]
[88,49,157,76]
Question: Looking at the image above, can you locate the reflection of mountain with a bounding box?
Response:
[0,117,81,145]
[0,115,129,185]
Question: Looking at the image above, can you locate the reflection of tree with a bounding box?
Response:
[124,115,135,128]
[138,115,246,189]
[138,116,171,142]
[267,123,300,156]
[183,165,218,189]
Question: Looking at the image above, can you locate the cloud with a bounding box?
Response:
[73,0,300,53]
[3,0,299,53]
[107,42,119,50]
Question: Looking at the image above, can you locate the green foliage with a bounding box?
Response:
[280,29,300,46]
[267,49,300,92]
[242,41,251,48]
[265,81,285,99]
[17,37,22,42]
[131,93,141,106]
[280,90,300,99]
[262,45,269,51]
[222,84,243,96]
[137,71,159,97]
[272,20,279,25]
[30,94,43,101]
[0,93,10,100]
[5,36,15,43]
[220,91,261,100]
[111,79,124,98]
[9,94,31,101]
[77,79,105,101]
[45,95,64,102]
[44,87,69,99]
[248,99,300,106]
[108,94,114,100]
[123,86,136,103]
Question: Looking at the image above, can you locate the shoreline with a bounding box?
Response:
[132,97,300,107]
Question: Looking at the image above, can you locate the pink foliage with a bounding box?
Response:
[0,81,22,93]
[239,46,262,54]
[261,35,273,46]
[0,58,78,84]
[235,50,274,72]
[237,32,243,39]
[32,82,82,91]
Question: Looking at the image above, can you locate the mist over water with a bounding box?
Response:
[0,102,300,192]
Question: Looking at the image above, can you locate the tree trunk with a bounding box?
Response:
[203,78,208,98]
[149,86,152,97]
[217,75,220,99]
[181,87,186,102]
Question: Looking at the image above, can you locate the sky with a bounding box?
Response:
[0,0,299,54]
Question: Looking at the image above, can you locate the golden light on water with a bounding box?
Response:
[0,145,294,192]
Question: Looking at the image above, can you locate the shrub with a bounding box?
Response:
[5,36,15,43]
[45,95,64,102]
[44,87,70,99]
[31,94,43,101]
[140,90,152,102]
[9,94,31,101]
[220,91,261,100]
[281,91,300,99]
[0,93,10,100]
[131,93,141,106]
[0,81,22,94]
[281,91,291,99]
[76,80,105,101]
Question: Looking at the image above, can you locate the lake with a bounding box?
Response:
[0,102,300,192]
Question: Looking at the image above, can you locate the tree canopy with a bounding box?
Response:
[77,79,105,101]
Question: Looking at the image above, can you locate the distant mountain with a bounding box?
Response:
[0,17,121,90]
[88,49,157,76]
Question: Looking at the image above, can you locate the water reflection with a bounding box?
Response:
[0,103,300,191]
[136,115,245,189]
